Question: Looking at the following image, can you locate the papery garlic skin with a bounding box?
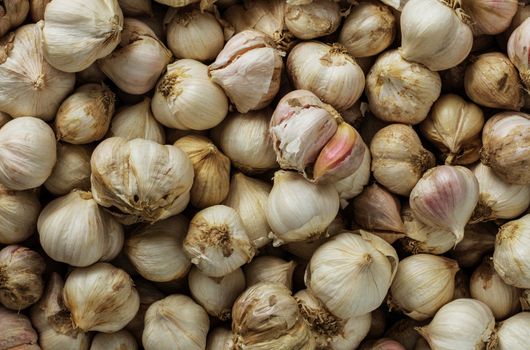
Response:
[284,0,341,40]
[44,143,92,196]
[91,330,138,350]
[206,328,234,350]
[0,116,56,190]
[224,0,286,40]
[334,146,371,208]
[42,0,123,72]
[366,50,441,124]
[244,256,295,290]
[0,185,40,244]
[490,312,530,350]
[0,1,29,37]
[460,0,518,35]
[143,294,210,350]
[108,98,165,143]
[508,18,530,88]
[0,305,39,349]
[118,0,152,16]
[400,0,473,71]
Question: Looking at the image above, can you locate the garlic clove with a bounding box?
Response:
[0,1,29,37]
[223,0,286,40]
[244,256,295,290]
[0,305,39,349]
[0,185,40,245]
[488,312,530,350]
[91,330,138,350]
[334,146,371,208]
[460,0,518,35]
[284,0,341,40]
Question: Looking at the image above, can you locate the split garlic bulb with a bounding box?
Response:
[366,50,441,124]
[334,146,371,208]
[284,0,341,40]
[489,312,530,350]
[244,256,296,290]
[0,116,56,190]
[42,0,124,72]
[224,0,286,40]
[0,185,40,244]
[0,306,39,349]
[44,143,92,196]
[152,59,228,130]
[91,330,137,350]
[0,1,29,37]
[460,0,518,35]
[0,23,74,120]
[63,263,139,332]
[90,137,194,223]
[400,0,473,71]
[417,298,495,350]
[508,18,530,88]
[108,98,165,143]
[306,231,398,319]
[143,294,210,350]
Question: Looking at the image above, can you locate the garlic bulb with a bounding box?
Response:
[493,214,530,288]
[306,231,398,318]
[481,112,530,185]
[64,263,139,332]
[188,266,246,320]
[118,0,152,16]
[420,94,484,165]
[143,294,210,350]
[98,18,172,95]
[209,30,283,113]
[165,8,224,61]
[213,108,277,173]
[366,50,441,124]
[55,84,115,144]
[91,330,137,350]
[0,245,45,310]
[44,143,92,196]
[508,18,530,88]
[125,280,164,340]
[390,254,459,321]
[0,24,75,120]
[126,216,190,282]
[410,165,479,244]
[0,185,40,244]
[400,0,473,71]
[0,117,56,190]
[417,298,495,350]
[154,0,202,7]
[338,1,396,58]
[334,146,371,208]
[370,124,435,196]
[489,312,530,350]
[224,0,286,40]
[232,282,315,350]
[450,222,496,268]
[108,98,165,143]
[287,41,365,111]
[295,289,372,350]
[38,190,123,267]
[0,306,39,349]
[90,137,194,223]
[464,52,523,110]
[244,256,296,290]
[460,0,518,35]
[266,170,340,246]
[284,0,341,40]
[0,1,29,37]
[152,59,228,130]
[174,135,231,209]
[206,328,234,350]
[184,205,255,277]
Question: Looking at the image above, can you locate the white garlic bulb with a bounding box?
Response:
[400,0,473,71]
[0,185,40,244]
[0,1,29,37]
[44,143,92,196]
[224,0,286,40]
[244,256,296,290]
[206,328,234,350]
[90,330,137,350]
[0,117,56,190]
[143,294,210,350]
[366,49,441,124]
[42,0,123,72]
[108,98,165,143]
[334,146,371,208]
[508,18,530,88]
[489,312,530,350]
[306,231,398,319]
[460,0,518,35]
[284,0,341,40]
[152,59,228,130]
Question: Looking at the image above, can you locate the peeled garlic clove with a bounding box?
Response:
[0,306,39,349]
[370,124,435,196]
[143,294,210,350]
[481,112,530,185]
[91,137,194,223]
[460,0,518,35]
[108,98,165,143]
[284,0,341,40]
[118,0,152,17]
[0,1,29,37]
[400,0,473,71]
[209,30,283,113]
[338,1,396,58]
[91,330,137,350]
[152,59,228,130]
[206,328,234,350]
[366,49,442,124]
[418,298,495,350]
[508,18,530,88]
[266,170,340,246]
[244,256,295,290]
[125,280,164,341]
[450,222,497,268]
[410,165,479,244]
[334,146,371,208]
[224,0,286,40]
[488,312,530,350]
[55,84,115,144]
[44,143,92,196]
[306,231,398,318]
[0,185,40,244]
[0,117,56,190]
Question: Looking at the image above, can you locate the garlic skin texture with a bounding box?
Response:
[91,330,137,350]
[152,59,228,130]
[0,24,75,120]
[390,254,459,321]
[400,0,473,71]
[126,216,190,282]
[0,1,29,37]
[287,41,365,111]
[521,290,530,311]
[0,185,40,244]
[460,0,518,35]
[508,18,530,88]
[90,137,194,223]
[418,298,495,350]
[420,94,484,165]
[0,116,56,190]
[410,165,479,244]
[266,171,340,246]
[209,30,283,113]
[0,306,39,349]
[143,294,210,350]
[118,0,152,16]
[63,263,139,333]
[125,280,164,340]
[334,146,371,208]
[490,312,530,350]
[284,0,341,40]
[44,143,92,196]
[42,0,123,72]
[55,84,116,145]
[184,205,255,278]
[244,256,296,290]
[370,124,435,196]
[366,49,442,124]
[224,0,286,40]
[481,112,530,185]
[338,1,396,58]
[306,231,398,319]
[206,328,234,350]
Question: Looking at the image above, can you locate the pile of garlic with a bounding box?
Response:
[1,0,530,349]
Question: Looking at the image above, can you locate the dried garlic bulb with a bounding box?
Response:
[450,223,496,268]
[0,1,29,37]
[108,98,165,143]
[0,184,40,244]
[244,256,295,290]
[0,306,39,349]
[284,0,341,40]
[125,280,164,340]
[44,143,92,196]
[118,0,152,17]
[489,312,530,350]
[206,328,234,350]
[224,0,286,40]
[508,18,530,88]
[42,0,123,72]
[91,330,137,350]
[334,146,371,208]
[460,0,518,35]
